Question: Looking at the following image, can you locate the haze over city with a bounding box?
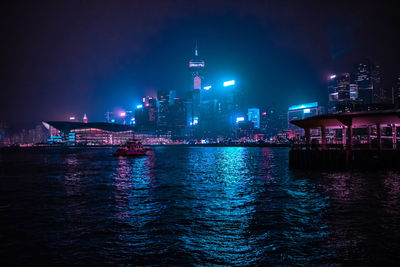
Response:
[2,0,399,126]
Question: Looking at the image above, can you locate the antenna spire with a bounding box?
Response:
[195,40,198,56]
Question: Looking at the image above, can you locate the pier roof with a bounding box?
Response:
[290,109,400,129]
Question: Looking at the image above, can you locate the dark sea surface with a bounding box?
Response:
[1,146,400,265]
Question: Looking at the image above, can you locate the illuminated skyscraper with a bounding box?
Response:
[187,42,205,131]
[328,74,351,113]
[248,108,260,129]
[157,90,176,129]
[352,60,373,104]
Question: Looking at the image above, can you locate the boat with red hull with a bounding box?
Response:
[113,139,151,157]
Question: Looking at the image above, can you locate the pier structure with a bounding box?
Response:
[289,109,400,170]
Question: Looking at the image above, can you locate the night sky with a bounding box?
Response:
[2,0,399,126]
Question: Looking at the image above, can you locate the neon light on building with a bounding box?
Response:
[189,62,205,67]
[236,116,245,123]
[224,80,235,87]
[288,102,318,111]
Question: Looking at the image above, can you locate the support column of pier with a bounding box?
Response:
[305,128,310,150]
[367,125,371,149]
[321,126,327,150]
[342,126,346,150]
[393,124,397,150]
[346,125,353,151]
[376,124,381,150]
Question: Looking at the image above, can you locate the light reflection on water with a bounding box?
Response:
[0,146,400,265]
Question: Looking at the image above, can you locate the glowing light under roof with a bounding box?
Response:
[288,102,318,111]
[224,80,235,87]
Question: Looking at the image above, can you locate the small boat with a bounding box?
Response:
[113,139,150,157]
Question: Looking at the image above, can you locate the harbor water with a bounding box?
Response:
[1,146,400,265]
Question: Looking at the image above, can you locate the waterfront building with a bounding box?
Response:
[43,121,134,145]
[290,109,400,170]
[288,102,323,136]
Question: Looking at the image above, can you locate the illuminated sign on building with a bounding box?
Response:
[136,105,143,109]
[224,80,235,87]
[288,102,318,111]
[189,61,205,68]
[203,85,212,90]
[120,112,126,117]
[236,116,245,123]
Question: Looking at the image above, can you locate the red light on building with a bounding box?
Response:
[145,103,150,107]
[262,112,267,116]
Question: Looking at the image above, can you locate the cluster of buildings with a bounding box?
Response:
[1,48,399,147]
[0,121,49,147]
[100,46,288,144]
[327,59,398,113]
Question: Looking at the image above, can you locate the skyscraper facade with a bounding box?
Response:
[187,43,205,132]
[352,60,374,104]
[328,74,351,113]
[248,108,260,129]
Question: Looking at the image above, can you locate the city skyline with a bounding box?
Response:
[2,1,400,126]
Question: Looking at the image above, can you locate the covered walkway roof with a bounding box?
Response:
[290,109,400,129]
[43,121,134,132]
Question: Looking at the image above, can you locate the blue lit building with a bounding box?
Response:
[288,102,323,132]
[248,108,260,129]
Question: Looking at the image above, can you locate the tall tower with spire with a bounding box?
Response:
[186,42,205,130]
[189,41,205,90]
